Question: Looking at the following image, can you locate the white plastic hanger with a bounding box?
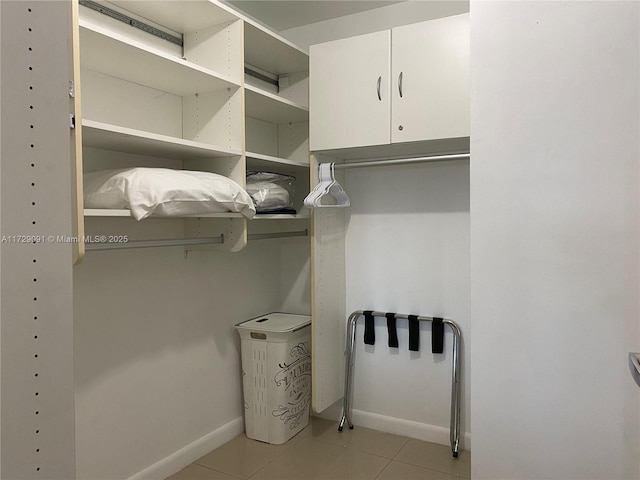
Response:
[303,163,350,208]
[303,163,332,207]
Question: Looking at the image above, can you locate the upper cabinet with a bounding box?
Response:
[309,13,469,152]
[391,14,469,144]
[309,30,391,151]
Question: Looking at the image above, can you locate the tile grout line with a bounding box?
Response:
[389,436,411,461]
[249,436,395,480]
[192,432,303,480]
[191,462,246,480]
[370,458,394,480]
[243,434,312,480]
[389,439,471,479]
[309,418,414,460]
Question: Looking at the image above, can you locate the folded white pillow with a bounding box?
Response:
[84,168,256,220]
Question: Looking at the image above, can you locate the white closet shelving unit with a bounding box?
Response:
[75,0,310,256]
[243,21,310,220]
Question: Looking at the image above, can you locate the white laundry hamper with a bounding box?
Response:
[235,313,311,444]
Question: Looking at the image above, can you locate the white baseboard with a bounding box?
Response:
[127,417,244,480]
[314,404,471,451]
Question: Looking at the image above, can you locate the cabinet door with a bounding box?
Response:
[391,14,470,144]
[310,30,390,151]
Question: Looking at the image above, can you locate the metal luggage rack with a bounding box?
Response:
[338,310,462,458]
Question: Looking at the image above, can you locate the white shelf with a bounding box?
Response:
[245,84,309,124]
[246,152,309,171]
[79,21,240,96]
[82,120,241,159]
[244,23,309,75]
[107,0,239,33]
[84,209,244,219]
[84,210,310,220]
[253,214,310,220]
[313,137,471,161]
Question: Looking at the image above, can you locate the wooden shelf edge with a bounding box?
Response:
[245,84,309,111]
[252,214,310,220]
[84,209,244,219]
[82,119,242,158]
[246,151,310,169]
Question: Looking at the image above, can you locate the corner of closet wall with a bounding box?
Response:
[72,1,311,478]
[279,0,470,49]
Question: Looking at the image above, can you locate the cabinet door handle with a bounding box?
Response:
[377,76,382,101]
[398,71,403,98]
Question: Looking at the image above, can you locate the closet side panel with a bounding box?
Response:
[311,155,347,413]
[1,1,76,478]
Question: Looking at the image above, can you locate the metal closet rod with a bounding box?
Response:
[85,229,308,252]
[329,152,470,170]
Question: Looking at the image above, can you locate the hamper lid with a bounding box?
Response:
[236,313,310,333]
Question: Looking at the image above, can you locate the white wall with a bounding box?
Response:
[343,161,470,446]
[73,228,310,479]
[471,2,640,478]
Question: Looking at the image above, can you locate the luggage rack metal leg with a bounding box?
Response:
[338,310,462,458]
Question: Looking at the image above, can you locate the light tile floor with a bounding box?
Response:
[167,417,470,480]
